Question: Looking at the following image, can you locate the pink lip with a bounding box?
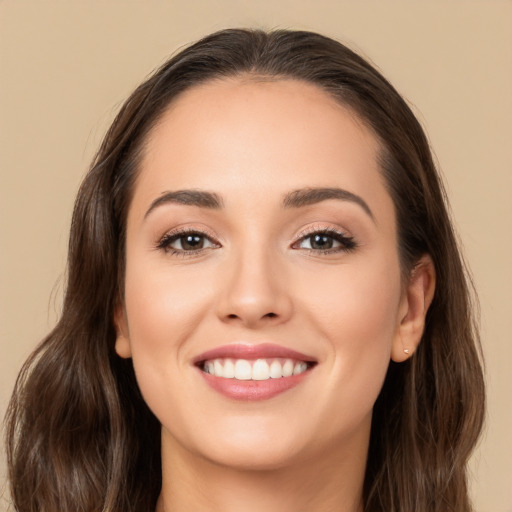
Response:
[198,370,312,401]
[192,343,317,365]
[193,343,317,401]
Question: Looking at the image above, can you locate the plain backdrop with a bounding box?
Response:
[1,1,511,511]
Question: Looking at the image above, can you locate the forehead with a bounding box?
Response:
[131,77,391,221]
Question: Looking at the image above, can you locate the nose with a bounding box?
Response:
[215,248,293,329]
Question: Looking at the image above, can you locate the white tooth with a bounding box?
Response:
[223,359,235,378]
[293,362,307,375]
[234,359,252,380]
[252,359,270,380]
[213,360,224,377]
[205,361,214,374]
[269,360,283,378]
[282,359,294,377]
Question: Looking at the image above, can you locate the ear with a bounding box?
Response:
[391,255,436,362]
[114,304,132,359]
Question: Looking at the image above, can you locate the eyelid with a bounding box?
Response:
[294,223,353,240]
[291,224,357,252]
[155,223,356,256]
[156,226,222,254]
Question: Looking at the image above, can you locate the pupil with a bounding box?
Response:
[311,234,333,250]
[182,235,203,250]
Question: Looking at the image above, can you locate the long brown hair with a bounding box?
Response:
[5,29,484,512]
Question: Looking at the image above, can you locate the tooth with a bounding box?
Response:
[293,362,307,375]
[223,359,235,378]
[252,359,270,380]
[234,359,252,380]
[205,357,309,379]
[214,360,224,377]
[282,359,294,377]
[269,360,283,378]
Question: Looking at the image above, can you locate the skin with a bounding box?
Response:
[115,78,435,512]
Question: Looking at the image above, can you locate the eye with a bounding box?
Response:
[293,229,356,253]
[157,230,220,254]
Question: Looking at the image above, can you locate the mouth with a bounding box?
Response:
[193,343,317,400]
[198,357,315,380]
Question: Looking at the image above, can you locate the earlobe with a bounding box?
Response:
[391,255,436,362]
[114,305,132,359]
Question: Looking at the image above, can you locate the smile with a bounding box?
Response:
[194,343,317,400]
[201,358,312,380]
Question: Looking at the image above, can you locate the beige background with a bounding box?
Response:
[1,1,511,511]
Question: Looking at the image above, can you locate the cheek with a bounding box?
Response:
[121,265,221,449]
[295,258,402,411]
[123,261,212,358]
[300,261,401,343]
[121,257,217,412]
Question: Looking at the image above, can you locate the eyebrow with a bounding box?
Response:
[283,187,374,220]
[144,186,374,221]
[144,189,224,219]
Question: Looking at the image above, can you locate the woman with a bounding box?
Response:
[5,29,484,512]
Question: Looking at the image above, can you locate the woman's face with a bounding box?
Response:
[116,78,411,470]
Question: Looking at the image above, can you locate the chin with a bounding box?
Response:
[201,440,307,472]
[167,416,314,472]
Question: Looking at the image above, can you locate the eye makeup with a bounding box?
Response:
[156,227,221,257]
[155,223,357,259]
[291,225,357,255]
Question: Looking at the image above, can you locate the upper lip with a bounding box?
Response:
[193,343,317,365]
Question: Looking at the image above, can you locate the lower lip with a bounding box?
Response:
[197,368,312,401]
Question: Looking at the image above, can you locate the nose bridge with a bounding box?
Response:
[216,233,292,327]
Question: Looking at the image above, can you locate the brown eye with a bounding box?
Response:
[158,231,219,253]
[309,234,335,250]
[295,230,356,252]
[179,234,205,250]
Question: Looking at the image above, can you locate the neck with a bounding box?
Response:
[156,431,367,512]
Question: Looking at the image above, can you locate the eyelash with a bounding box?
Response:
[156,227,356,257]
[292,227,356,254]
[156,228,220,257]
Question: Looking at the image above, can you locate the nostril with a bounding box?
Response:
[265,312,277,318]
